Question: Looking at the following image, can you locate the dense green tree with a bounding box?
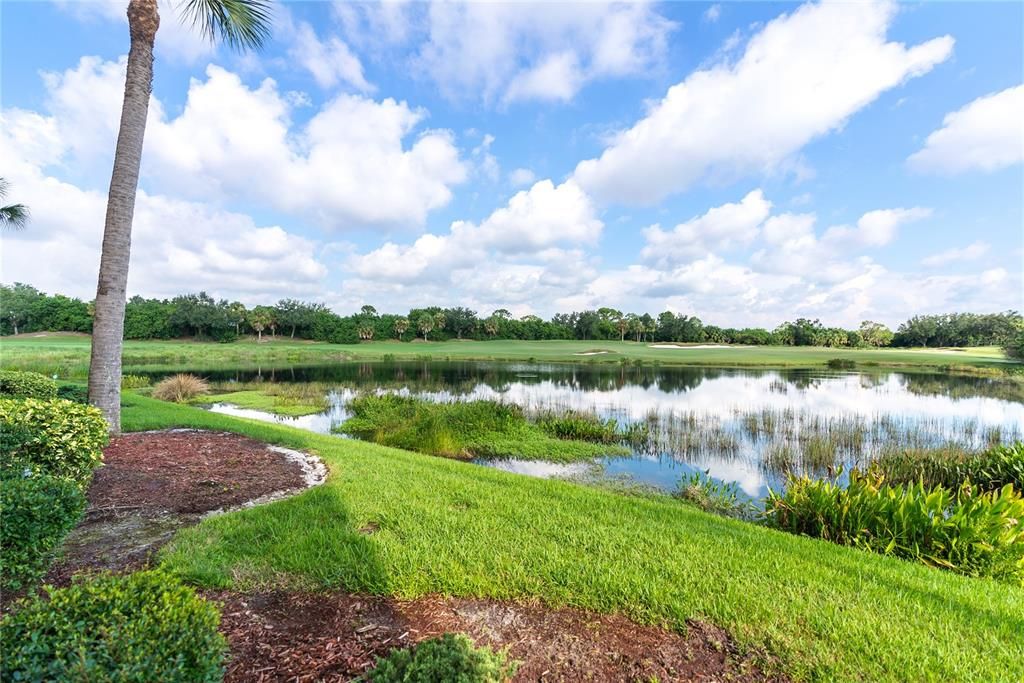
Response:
[0,283,43,335]
[859,321,894,347]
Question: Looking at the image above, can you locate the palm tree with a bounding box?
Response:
[0,178,29,230]
[394,317,409,340]
[418,314,434,341]
[88,0,272,433]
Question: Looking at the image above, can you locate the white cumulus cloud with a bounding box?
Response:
[573,0,954,204]
[908,84,1024,174]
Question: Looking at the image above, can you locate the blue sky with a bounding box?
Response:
[1,0,1021,327]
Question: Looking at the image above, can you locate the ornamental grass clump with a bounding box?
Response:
[765,468,1024,584]
[152,373,210,403]
[364,633,517,683]
[0,571,226,682]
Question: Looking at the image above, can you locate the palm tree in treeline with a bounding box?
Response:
[0,178,29,230]
[88,0,273,433]
[394,317,409,340]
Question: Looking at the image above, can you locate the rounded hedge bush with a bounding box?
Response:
[0,370,57,400]
[0,398,108,485]
[0,473,86,592]
[0,571,227,682]
[365,633,517,683]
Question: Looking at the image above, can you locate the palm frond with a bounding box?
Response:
[0,204,30,230]
[0,178,10,201]
[178,0,273,51]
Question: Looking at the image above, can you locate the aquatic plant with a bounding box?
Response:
[676,470,755,519]
[872,442,1024,492]
[765,470,1024,584]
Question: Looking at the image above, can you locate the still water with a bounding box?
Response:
[181,361,1024,498]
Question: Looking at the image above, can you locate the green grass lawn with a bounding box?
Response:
[0,334,1016,378]
[118,394,1024,682]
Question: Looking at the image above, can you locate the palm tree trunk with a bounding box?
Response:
[87,0,159,434]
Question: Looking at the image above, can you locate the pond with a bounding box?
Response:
[167,361,1024,499]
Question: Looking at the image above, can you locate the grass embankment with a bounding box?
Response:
[114,395,1024,681]
[337,394,629,462]
[0,335,1017,377]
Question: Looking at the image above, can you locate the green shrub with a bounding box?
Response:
[121,374,152,389]
[0,370,57,400]
[56,383,89,404]
[364,633,517,683]
[0,398,108,485]
[764,470,1024,584]
[0,474,86,592]
[0,571,226,682]
[825,358,856,370]
[873,442,1024,492]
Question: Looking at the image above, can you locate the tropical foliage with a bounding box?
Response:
[0,398,108,485]
[765,469,1024,584]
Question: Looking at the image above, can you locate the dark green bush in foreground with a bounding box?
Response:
[0,571,226,683]
[0,474,86,592]
[765,470,1024,584]
[0,398,108,484]
[364,633,517,683]
[0,370,57,400]
[873,442,1024,492]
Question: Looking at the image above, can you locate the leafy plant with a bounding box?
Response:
[764,469,1024,584]
[676,470,755,519]
[0,571,227,682]
[0,474,86,592]
[0,398,107,485]
[0,370,57,400]
[152,373,210,403]
[121,374,152,389]
[364,633,517,683]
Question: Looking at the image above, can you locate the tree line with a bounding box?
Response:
[1,283,1021,350]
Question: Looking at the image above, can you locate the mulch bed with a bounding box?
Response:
[212,591,783,682]
[90,430,307,514]
[43,429,785,682]
[45,430,308,584]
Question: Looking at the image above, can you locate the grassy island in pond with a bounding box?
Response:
[337,394,629,462]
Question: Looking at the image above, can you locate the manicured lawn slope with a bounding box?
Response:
[1,335,1016,377]
[121,395,1024,682]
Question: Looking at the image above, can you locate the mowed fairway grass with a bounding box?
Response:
[117,395,1024,682]
[0,334,1016,377]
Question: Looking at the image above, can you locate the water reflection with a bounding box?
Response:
[186,361,1023,498]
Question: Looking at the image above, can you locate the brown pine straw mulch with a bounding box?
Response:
[43,429,785,682]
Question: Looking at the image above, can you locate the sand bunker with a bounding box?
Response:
[574,350,611,356]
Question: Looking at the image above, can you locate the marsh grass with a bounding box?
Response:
[872,442,1024,492]
[196,380,332,416]
[336,394,628,462]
